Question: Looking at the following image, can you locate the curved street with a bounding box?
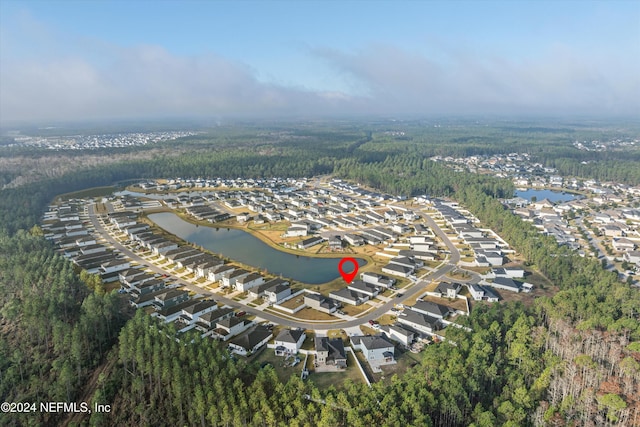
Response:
[88,203,475,330]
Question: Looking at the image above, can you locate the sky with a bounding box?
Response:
[1,0,639,125]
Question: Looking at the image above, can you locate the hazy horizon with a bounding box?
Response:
[1,1,639,126]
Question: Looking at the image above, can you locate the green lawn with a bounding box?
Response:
[307,352,367,389]
[251,349,305,384]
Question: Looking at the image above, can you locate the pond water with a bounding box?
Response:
[148,212,365,284]
[515,188,580,203]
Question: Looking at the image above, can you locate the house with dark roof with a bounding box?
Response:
[382,263,413,278]
[347,280,381,298]
[264,283,291,304]
[213,316,251,341]
[234,272,265,292]
[397,310,442,334]
[489,277,522,293]
[314,337,347,369]
[383,324,416,346]
[274,328,306,355]
[434,282,462,299]
[297,236,325,249]
[329,288,368,306]
[181,300,218,322]
[154,289,190,309]
[304,293,339,314]
[411,300,453,319]
[228,326,273,356]
[247,278,289,299]
[343,233,365,246]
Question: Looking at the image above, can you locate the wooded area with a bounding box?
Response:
[0,122,638,426]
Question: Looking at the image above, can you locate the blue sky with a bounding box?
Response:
[1,0,639,124]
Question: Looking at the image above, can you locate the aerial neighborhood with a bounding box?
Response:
[40,172,640,384]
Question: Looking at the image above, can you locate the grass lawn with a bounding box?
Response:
[423,281,439,292]
[342,303,372,317]
[376,314,397,326]
[445,270,472,281]
[359,325,380,335]
[301,332,316,351]
[278,296,306,310]
[308,352,367,389]
[422,295,468,312]
[251,349,304,383]
[326,329,349,343]
[422,260,441,269]
[293,307,337,321]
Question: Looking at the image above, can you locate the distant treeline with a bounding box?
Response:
[0,123,638,426]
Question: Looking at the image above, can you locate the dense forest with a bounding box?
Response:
[0,122,639,426]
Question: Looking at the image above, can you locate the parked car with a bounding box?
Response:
[236,311,246,317]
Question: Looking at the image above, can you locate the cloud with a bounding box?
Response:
[1,12,638,125]
[0,42,363,124]
[313,43,640,116]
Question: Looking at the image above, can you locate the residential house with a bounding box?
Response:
[314,337,347,368]
[228,326,273,356]
[382,263,413,278]
[350,335,395,365]
[234,273,265,292]
[397,310,442,334]
[343,233,365,246]
[304,293,339,314]
[347,280,381,298]
[383,324,416,346]
[468,284,500,302]
[154,289,190,309]
[360,272,396,288]
[213,316,251,341]
[207,264,236,282]
[490,277,522,293]
[329,288,368,306]
[612,238,636,252]
[264,283,292,304]
[434,282,462,299]
[274,328,306,355]
[221,269,250,288]
[297,236,325,250]
[624,251,640,266]
[410,300,452,319]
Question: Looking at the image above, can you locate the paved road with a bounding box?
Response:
[574,218,615,270]
[88,204,466,330]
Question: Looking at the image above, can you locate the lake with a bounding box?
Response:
[515,188,580,203]
[148,212,366,284]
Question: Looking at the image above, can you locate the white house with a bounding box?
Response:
[383,324,416,346]
[264,283,291,304]
[274,328,306,355]
[350,335,395,365]
[234,273,265,292]
[361,272,396,288]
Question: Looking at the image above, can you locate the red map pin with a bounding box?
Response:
[338,257,359,284]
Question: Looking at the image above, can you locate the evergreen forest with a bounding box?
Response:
[0,120,639,426]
